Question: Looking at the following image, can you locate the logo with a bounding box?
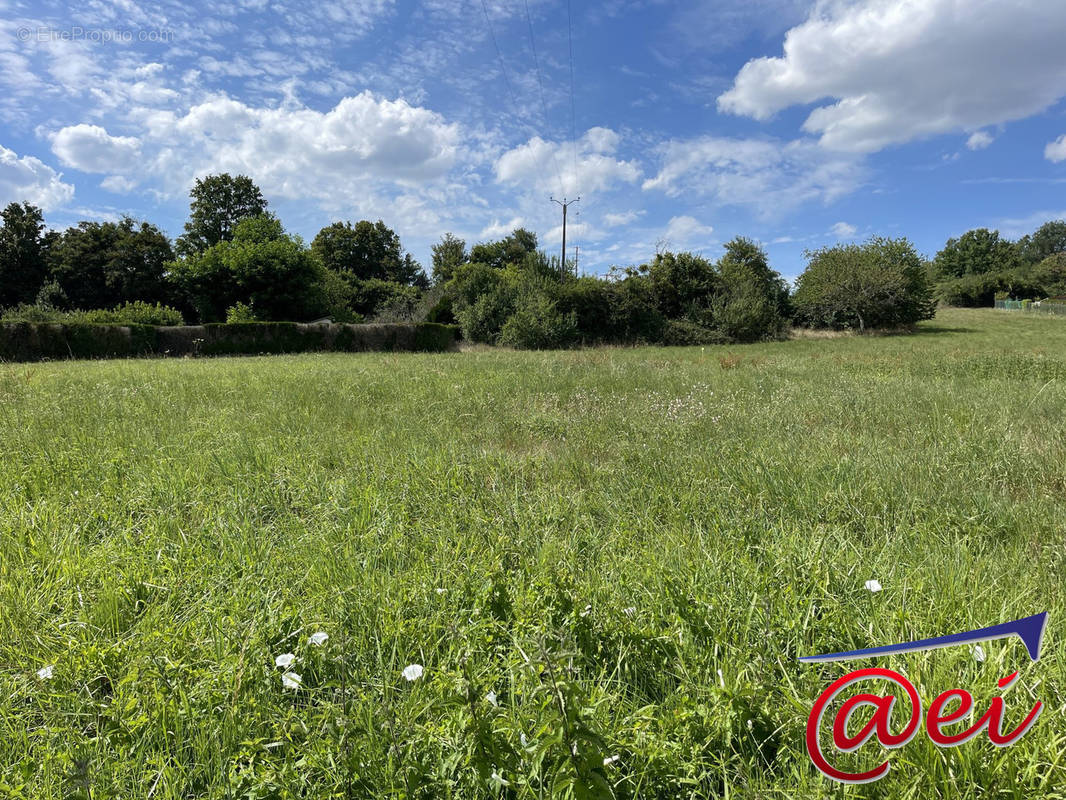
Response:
[801,612,1048,784]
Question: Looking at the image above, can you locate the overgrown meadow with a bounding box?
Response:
[1,308,1064,798]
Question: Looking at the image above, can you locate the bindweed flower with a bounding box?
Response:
[603,754,621,767]
[402,664,424,682]
[580,604,592,618]
[282,671,302,689]
[973,644,986,662]
[489,769,510,789]
[36,665,54,680]
[520,733,529,748]
[308,632,328,647]
[865,579,883,593]
[486,690,498,706]
[275,653,296,668]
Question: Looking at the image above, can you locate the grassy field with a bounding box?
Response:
[1,307,1064,798]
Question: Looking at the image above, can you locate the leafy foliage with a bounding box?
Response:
[171,213,326,322]
[48,217,176,310]
[175,173,267,257]
[793,237,936,330]
[312,220,427,286]
[432,232,468,284]
[933,228,1019,278]
[0,202,51,308]
[1,301,184,326]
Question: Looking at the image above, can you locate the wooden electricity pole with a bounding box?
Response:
[551,196,580,274]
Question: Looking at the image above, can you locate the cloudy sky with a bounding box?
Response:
[2,0,1066,278]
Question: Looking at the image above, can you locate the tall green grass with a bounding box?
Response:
[1,308,1064,798]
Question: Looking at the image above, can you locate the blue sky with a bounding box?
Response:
[2,0,1066,280]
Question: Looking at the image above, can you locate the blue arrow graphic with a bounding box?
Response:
[799,612,1048,663]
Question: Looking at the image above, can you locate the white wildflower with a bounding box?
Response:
[402,663,424,682]
[623,606,636,616]
[603,754,621,767]
[36,665,54,680]
[275,653,296,668]
[486,690,498,706]
[580,604,592,618]
[717,668,725,687]
[973,644,986,662]
[520,733,529,747]
[435,588,447,595]
[308,632,328,647]
[281,671,302,689]
[865,579,883,593]
[489,769,510,789]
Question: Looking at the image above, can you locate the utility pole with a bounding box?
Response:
[574,245,580,275]
[551,196,580,274]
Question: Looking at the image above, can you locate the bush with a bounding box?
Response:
[0,322,458,362]
[660,319,726,346]
[792,237,935,330]
[498,295,578,349]
[935,269,1045,307]
[1,301,184,326]
[225,302,260,323]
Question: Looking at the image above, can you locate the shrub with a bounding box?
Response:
[1,301,184,326]
[935,270,1044,307]
[713,237,790,342]
[0,321,458,362]
[498,295,578,349]
[792,237,935,330]
[712,290,786,343]
[226,302,260,323]
[661,319,726,346]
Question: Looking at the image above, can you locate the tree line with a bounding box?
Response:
[1,172,1064,347]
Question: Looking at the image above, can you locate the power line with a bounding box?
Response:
[523,0,565,198]
[565,0,579,262]
[566,0,578,179]
[479,0,522,121]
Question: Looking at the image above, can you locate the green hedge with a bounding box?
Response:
[0,322,460,362]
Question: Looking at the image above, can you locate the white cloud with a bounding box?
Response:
[152,92,461,189]
[101,175,138,193]
[830,221,856,238]
[1046,135,1066,163]
[643,135,864,215]
[966,131,994,151]
[494,127,641,196]
[664,215,714,245]
[479,217,526,239]
[603,210,643,227]
[0,145,74,210]
[50,124,141,173]
[719,0,1066,153]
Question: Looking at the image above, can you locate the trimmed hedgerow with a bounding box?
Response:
[0,321,459,362]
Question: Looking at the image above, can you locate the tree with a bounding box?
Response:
[934,228,1019,278]
[311,220,426,286]
[468,228,539,271]
[793,237,935,330]
[1018,220,1066,265]
[0,202,50,308]
[431,233,467,283]
[644,250,718,319]
[170,213,326,322]
[713,237,789,342]
[48,217,175,310]
[175,174,267,257]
